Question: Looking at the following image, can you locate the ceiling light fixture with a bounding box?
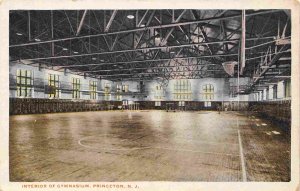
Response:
[16,33,23,36]
[73,51,78,54]
[62,48,68,51]
[127,15,134,19]
[34,38,41,42]
[92,57,97,60]
[140,24,145,27]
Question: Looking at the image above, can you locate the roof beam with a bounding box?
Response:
[49,53,237,68]
[10,10,280,48]
[246,49,290,61]
[253,44,290,83]
[12,38,241,62]
[86,63,217,73]
[96,69,223,77]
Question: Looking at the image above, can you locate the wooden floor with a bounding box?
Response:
[9,110,290,182]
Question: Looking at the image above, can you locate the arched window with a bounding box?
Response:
[202,84,214,100]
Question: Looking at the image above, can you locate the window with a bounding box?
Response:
[179,101,185,107]
[284,79,291,98]
[16,69,33,97]
[266,88,269,100]
[155,101,161,107]
[116,84,121,93]
[173,79,192,100]
[116,84,122,101]
[204,101,211,107]
[89,80,97,99]
[116,94,122,101]
[72,78,80,99]
[273,85,277,99]
[122,85,129,92]
[254,93,259,101]
[48,74,60,98]
[155,85,164,100]
[202,84,214,100]
[104,83,111,101]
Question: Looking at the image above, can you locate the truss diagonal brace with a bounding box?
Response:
[104,10,118,32]
[161,10,187,45]
[76,10,88,36]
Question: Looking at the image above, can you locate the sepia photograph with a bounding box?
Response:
[1,0,299,191]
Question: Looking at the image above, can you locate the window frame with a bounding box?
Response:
[273,85,277,100]
[104,83,111,101]
[122,85,129,93]
[16,69,34,98]
[155,101,161,107]
[173,79,192,100]
[48,74,60,98]
[284,79,291,98]
[154,85,163,100]
[202,84,214,100]
[89,80,97,100]
[72,78,81,99]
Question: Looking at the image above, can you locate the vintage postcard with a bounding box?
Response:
[0,0,299,191]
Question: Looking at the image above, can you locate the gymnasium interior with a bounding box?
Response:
[9,9,292,182]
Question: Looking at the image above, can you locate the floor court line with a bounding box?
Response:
[237,118,247,182]
[78,138,240,157]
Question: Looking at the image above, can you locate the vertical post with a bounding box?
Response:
[89,11,91,53]
[132,32,134,58]
[172,10,175,23]
[240,9,246,75]
[222,92,224,110]
[51,11,54,57]
[136,10,138,27]
[103,10,106,32]
[28,11,31,41]
[237,41,240,111]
